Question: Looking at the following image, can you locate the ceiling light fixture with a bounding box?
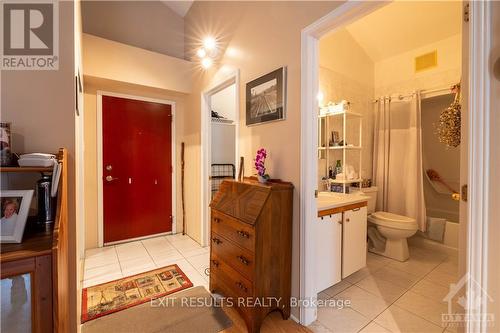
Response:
[201,57,213,69]
[203,37,217,51]
[197,48,207,58]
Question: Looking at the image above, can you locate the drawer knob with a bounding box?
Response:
[212,237,222,245]
[211,260,219,267]
[236,281,248,292]
[237,255,250,265]
[214,218,221,223]
[346,218,350,222]
[237,230,250,238]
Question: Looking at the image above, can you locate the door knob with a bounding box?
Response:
[106,175,118,182]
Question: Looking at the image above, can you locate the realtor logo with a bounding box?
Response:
[442,273,495,328]
[1,1,59,70]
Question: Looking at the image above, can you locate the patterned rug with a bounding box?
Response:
[81,264,193,322]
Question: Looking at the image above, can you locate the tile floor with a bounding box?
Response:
[82,234,210,290]
[310,246,460,333]
[84,236,460,333]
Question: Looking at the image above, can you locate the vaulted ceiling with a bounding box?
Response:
[162,1,194,17]
[338,1,462,62]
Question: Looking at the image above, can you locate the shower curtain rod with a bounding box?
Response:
[372,85,455,103]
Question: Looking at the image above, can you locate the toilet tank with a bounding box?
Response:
[359,186,378,214]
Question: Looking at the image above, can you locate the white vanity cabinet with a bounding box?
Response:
[316,201,368,293]
[316,213,342,291]
[342,206,368,278]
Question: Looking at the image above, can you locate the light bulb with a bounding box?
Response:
[201,57,213,69]
[203,37,217,50]
[317,91,324,102]
[196,48,206,58]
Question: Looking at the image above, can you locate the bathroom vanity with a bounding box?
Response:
[316,193,368,292]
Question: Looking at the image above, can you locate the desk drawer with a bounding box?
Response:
[210,253,253,298]
[211,210,255,252]
[211,232,255,281]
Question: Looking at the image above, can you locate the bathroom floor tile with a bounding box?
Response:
[335,285,390,319]
[320,279,352,298]
[371,266,420,289]
[387,258,439,278]
[317,305,370,333]
[395,291,449,327]
[374,305,443,333]
[410,279,451,303]
[355,275,408,303]
[423,270,459,288]
[344,265,382,284]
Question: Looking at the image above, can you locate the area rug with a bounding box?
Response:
[81,286,233,333]
[81,264,193,323]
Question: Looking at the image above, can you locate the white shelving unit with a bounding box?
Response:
[318,104,363,193]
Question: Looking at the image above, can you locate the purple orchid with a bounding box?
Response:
[254,148,268,177]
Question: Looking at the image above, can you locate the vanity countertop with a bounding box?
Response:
[317,192,369,216]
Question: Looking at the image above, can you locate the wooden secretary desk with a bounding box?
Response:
[209,177,293,333]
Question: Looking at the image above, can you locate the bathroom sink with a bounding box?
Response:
[317,192,369,211]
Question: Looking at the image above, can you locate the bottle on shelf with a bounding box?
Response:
[335,160,342,175]
[328,166,334,179]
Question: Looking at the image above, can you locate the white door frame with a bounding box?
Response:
[96,91,177,247]
[200,70,240,247]
[300,0,493,329]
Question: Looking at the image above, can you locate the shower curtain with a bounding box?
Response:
[373,92,427,231]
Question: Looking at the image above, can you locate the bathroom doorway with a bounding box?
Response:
[299,0,493,329]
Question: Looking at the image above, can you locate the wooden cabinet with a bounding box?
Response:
[0,148,68,333]
[342,206,367,278]
[316,213,342,292]
[210,178,293,333]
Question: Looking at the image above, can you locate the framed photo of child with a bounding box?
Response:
[1,190,34,243]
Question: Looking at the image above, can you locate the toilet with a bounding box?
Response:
[358,187,418,262]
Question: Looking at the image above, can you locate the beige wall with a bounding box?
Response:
[83,33,192,93]
[1,2,78,331]
[184,1,342,318]
[82,0,185,59]
[83,77,188,249]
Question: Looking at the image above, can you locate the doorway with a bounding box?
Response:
[200,72,239,247]
[97,92,176,246]
[300,1,492,329]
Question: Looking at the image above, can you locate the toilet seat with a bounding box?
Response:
[368,211,417,231]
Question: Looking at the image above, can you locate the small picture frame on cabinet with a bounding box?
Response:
[0,190,34,243]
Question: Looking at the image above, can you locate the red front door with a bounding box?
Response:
[102,95,172,244]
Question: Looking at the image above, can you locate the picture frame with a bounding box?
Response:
[1,190,34,243]
[246,67,287,126]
